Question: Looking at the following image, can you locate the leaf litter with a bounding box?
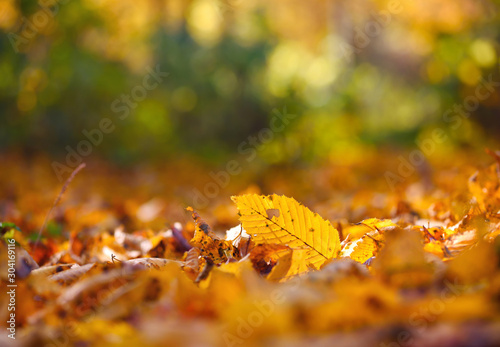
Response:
[1,150,500,346]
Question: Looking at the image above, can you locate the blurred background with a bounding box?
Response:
[1,0,499,163]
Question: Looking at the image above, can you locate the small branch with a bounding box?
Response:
[34,163,86,250]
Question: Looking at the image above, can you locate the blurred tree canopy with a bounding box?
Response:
[1,0,499,165]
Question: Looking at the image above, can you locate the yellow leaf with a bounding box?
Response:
[266,247,311,281]
[231,194,341,277]
[340,218,399,264]
[343,218,397,240]
[340,230,384,264]
[423,240,446,257]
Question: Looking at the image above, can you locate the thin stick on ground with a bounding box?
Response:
[34,163,86,250]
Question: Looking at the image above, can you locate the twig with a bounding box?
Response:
[34,163,86,250]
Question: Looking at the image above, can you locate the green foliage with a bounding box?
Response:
[1,0,499,165]
[0,222,20,240]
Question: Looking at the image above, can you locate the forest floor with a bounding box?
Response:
[1,148,500,347]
